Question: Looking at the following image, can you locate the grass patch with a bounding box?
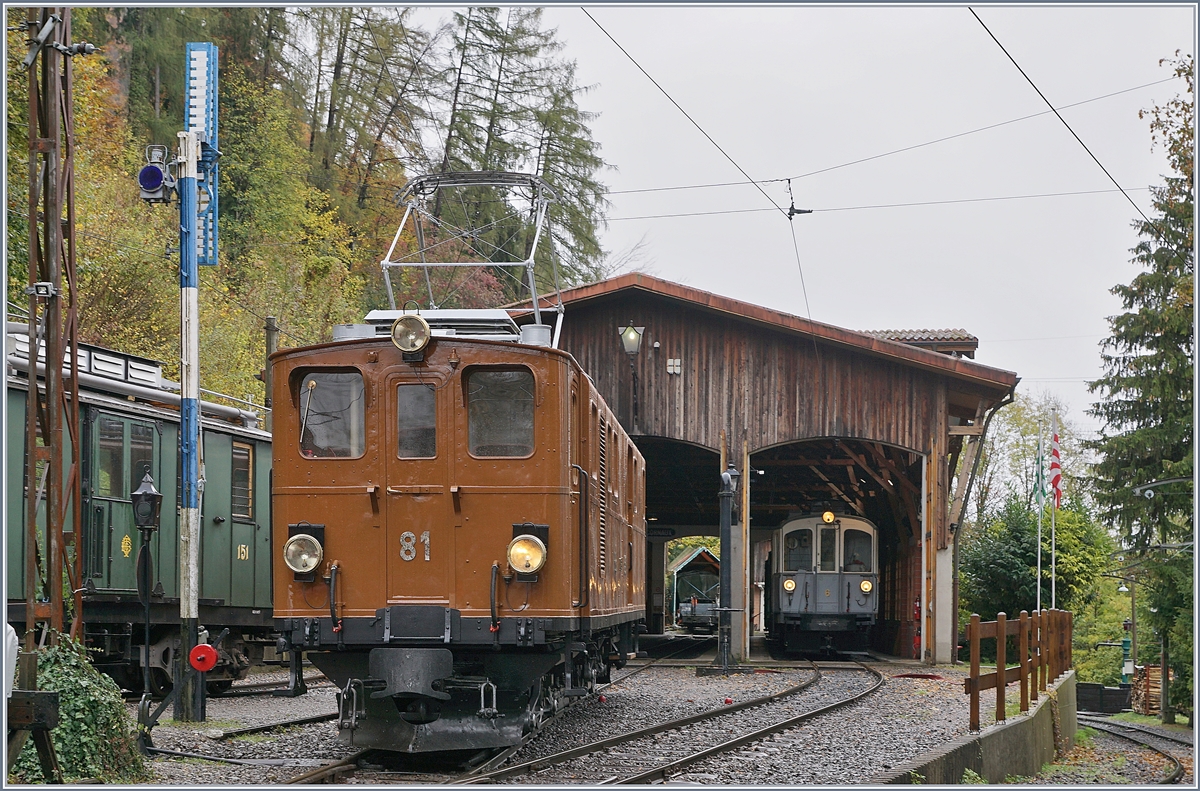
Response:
[160,717,242,729]
[230,733,275,744]
[1111,711,1191,730]
[1074,726,1098,749]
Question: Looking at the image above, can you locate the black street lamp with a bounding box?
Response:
[715,463,740,673]
[130,471,162,753]
[619,322,644,432]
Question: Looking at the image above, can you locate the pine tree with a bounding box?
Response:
[1087,52,1193,722]
[1087,53,1193,548]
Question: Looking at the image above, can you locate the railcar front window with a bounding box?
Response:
[299,372,365,458]
[232,442,253,519]
[467,369,534,457]
[783,528,812,571]
[97,418,124,497]
[819,527,837,572]
[397,385,436,458]
[129,422,154,494]
[843,529,872,572]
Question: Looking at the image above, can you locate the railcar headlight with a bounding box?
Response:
[508,534,547,574]
[283,534,323,574]
[782,578,797,592]
[391,314,431,353]
[821,510,836,524]
[860,579,873,594]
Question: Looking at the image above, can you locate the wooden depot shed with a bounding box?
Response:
[524,273,1018,663]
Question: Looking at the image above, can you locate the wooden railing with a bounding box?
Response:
[962,609,1073,731]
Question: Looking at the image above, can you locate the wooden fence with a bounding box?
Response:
[962,609,1073,732]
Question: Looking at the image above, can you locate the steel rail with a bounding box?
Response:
[1077,714,1195,747]
[214,711,338,740]
[460,636,719,778]
[1076,717,1186,784]
[217,674,330,697]
[284,750,373,785]
[454,659,821,785]
[612,662,884,785]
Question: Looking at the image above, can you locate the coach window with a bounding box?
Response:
[783,528,812,571]
[129,421,154,492]
[818,527,838,572]
[467,368,534,457]
[843,529,872,572]
[96,417,124,497]
[397,384,436,458]
[299,371,365,458]
[232,442,253,520]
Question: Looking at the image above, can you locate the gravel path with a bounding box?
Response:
[129,661,1193,785]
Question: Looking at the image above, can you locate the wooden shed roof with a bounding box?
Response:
[540,273,1017,392]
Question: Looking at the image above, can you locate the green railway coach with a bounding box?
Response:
[5,329,274,693]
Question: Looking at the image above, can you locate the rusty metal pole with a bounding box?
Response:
[22,6,85,649]
[263,317,278,431]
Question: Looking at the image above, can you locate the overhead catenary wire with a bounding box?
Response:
[968,7,1186,262]
[582,6,821,362]
[607,186,1152,222]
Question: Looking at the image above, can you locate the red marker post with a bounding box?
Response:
[188,644,218,720]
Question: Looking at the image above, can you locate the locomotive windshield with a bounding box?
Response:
[397,384,436,458]
[783,528,812,571]
[299,371,365,458]
[467,369,534,457]
[843,529,872,572]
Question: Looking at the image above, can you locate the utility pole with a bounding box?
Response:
[21,7,92,649]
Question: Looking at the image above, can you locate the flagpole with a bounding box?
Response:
[1050,412,1057,610]
[1036,426,1043,614]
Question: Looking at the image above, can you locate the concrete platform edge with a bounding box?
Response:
[871,670,1077,785]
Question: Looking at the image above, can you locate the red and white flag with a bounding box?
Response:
[1048,414,1062,509]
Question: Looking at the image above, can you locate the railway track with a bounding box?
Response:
[1076,714,1192,784]
[458,662,881,785]
[283,637,719,784]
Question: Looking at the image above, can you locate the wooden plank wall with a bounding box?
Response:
[560,293,946,456]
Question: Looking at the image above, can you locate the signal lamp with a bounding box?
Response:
[391,313,431,356]
[821,510,836,524]
[507,534,547,574]
[283,533,323,574]
[138,145,176,203]
[782,578,797,592]
[859,579,873,594]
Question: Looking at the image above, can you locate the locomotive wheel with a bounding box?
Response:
[148,667,174,697]
[207,680,233,696]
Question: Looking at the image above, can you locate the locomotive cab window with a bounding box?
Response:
[843,529,872,572]
[783,528,812,571]
[397,385,436,458]
[466,368,534,457]
[298,371,365,458]
[232,442,253,520]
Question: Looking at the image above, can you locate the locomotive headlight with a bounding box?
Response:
[508,534,547,574]
[782,578,797,592]
[283,534,324,574]
[390,314,431,353]
[821,510,836,524]
[859,579,873,594]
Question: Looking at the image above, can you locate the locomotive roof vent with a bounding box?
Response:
[363,309,521,342]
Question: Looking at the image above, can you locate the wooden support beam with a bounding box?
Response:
[948,400,988,531]
[810,467,866,516]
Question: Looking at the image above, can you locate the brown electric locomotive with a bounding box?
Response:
[270,310,646,753]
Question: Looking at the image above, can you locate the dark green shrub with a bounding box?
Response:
[8,636,148,783]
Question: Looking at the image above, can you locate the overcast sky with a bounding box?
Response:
[450,4,1193,439]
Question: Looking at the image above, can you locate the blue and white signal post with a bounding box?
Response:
[178,41,219,722]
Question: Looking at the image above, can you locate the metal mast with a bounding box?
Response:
[21,7,91,649]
